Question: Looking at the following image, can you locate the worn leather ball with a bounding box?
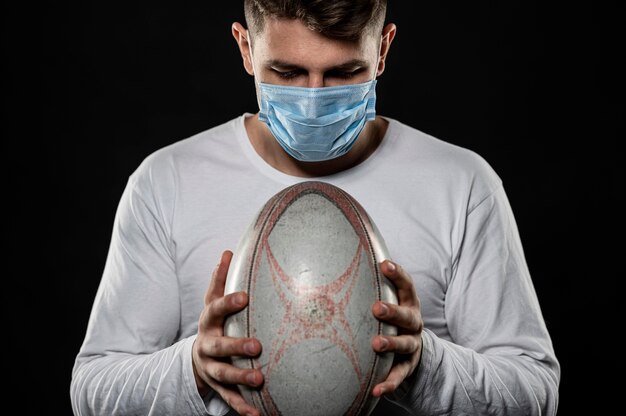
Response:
[224,180,397,416]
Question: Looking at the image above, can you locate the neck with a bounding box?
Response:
[244,113,388,178]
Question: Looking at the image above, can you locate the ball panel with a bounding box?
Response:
[269,339,360,416]
[249,248,284,371]
[267,193,360,287]
[345,248,381,378]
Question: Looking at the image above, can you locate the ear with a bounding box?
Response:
[232,22,255,76]
[376,23,397,77]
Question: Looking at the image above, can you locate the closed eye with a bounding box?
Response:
[273,69,304,79]
[326,68,366,79]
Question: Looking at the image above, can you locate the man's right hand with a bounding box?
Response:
[192,250,263,416]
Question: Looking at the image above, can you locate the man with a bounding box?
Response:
[70,1,560,415]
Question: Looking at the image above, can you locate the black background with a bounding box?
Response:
[3,1,623,414]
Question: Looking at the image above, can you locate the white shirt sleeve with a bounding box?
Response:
[69,163,229,416]
[386,186,560,415]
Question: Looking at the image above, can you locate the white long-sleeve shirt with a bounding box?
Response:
[70,114,560,415]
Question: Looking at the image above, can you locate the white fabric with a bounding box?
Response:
[70,113,560,415]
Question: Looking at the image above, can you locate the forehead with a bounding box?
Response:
[252,18,378,67]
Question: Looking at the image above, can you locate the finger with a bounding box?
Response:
[372,334,420,354]
[209,382,260,416]
[371,359,414,397]
[205,250,234,305]
[372,301,423,333]
[380,260,419,305]
[205,361,264,387]
[203,291,249,330]
[197,335,262,358]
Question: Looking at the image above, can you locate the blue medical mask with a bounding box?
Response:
[258,79,378,162]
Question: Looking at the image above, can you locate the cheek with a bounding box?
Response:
[254,83,262,109]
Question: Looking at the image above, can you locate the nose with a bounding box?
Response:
[307,73,325,88]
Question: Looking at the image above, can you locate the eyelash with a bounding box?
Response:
[275,70,301,79]
[332,71,358,79]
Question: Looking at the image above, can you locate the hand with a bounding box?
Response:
[371,260,424,397]
[192,250,263,416]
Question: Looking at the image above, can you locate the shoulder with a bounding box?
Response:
[128,115,244,187]
[383,117,502,209]
[385,118,498,178]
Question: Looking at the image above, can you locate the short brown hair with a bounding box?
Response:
[244,0,387,42]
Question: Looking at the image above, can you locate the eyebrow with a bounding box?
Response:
[266,59,369,72]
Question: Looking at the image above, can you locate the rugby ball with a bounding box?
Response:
[224,181,397,416]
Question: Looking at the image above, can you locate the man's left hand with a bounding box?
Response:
[371,260,424,397]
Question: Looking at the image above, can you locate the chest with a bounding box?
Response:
[173,189,458,341]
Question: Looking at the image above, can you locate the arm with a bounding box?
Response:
[70,172,211,415]
[70,166,260,416]
[375,186,560,415]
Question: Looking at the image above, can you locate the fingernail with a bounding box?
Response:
[235,293,246,307]
[378,337,389,350]
[377,303,388,317]
[246,372,258,385]
[386,261,396,273]
[244,341,257,355]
